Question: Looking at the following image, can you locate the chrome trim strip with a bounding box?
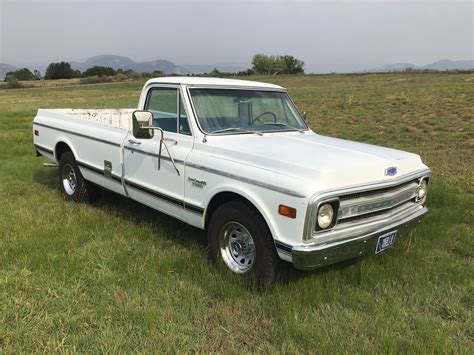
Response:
[186,161,306,198]
[33,122,121,147]
[303,168,432,242]
[77,160,122,182]
[124,145,185,165]
[76,160,204,215]
[185,84,287,91]
[124,146,305,198]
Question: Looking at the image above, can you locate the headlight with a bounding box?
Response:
[418,179,428,199]
[317,203,334,229]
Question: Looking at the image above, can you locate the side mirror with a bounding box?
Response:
[132,110,154,139]
[303,111,308,123]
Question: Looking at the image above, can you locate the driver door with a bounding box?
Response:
[123,85,194,221]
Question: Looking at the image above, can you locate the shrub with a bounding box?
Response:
[3,68,35,81]
[79,76,113,85]
[82,66,116,77]
[5,75,22,89]
[45,62,78,79]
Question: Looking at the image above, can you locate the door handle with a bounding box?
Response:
[128,139,142,145]
[163,138,178,146]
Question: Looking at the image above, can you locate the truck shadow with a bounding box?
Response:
[33,168,362,287]
[33,168,206,249]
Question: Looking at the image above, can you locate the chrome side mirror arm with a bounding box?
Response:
[143,126,180,176]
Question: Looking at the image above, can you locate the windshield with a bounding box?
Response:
[188,88,308,134]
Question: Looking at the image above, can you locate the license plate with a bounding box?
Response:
[375,230,397,254]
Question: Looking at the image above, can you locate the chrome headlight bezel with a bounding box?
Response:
[416,177,429,201]
[315,199,339,232]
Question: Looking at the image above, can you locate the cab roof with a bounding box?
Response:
[144,76,285,90]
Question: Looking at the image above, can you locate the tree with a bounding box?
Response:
[280,55,305,74]
[251,54,305,75]
[252,54,279,75]
[4,68,35,81]
[33,69,42,80]
[82,66,116,77]
[151,70,164,77]
[45,62,78,79]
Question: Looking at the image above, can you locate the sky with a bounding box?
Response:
[0,0,472,73]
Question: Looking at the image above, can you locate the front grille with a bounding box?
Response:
[337,199,417,226]
[339,179,417,201]
[326,178,425,232]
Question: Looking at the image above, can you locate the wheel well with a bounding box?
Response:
[205,192,264,229]
[55,142,72,162]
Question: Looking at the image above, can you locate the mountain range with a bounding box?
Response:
[69,55,246,74]
[0,55,248,79]
[367,59,474,72]
[69,55,188,74]
[1,56,473,80]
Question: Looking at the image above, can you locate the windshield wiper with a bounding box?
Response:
[262,122,305,133]
[211,127,263,136]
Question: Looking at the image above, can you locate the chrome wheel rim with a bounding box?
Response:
[62,163,77,195]
[219,221,256,274]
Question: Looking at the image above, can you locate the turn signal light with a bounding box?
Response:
[34,130,39,136]
[278,204,297,219]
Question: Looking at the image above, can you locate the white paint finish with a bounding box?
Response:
[32,77,430,264]
[47,108,136,130]
[184,151,308,247]
[123,130,195,222]
[143,77,284,90]
[202,131,424,191]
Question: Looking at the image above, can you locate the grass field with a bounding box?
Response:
[0,73,472,352]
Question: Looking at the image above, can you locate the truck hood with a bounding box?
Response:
[207,131,424,190]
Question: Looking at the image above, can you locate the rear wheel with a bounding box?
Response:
[58,151,96,203]
[208,200,279,283]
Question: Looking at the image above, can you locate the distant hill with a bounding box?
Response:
[70,55,188,74]
[368,59,474,72]
[0,63,18,80]
[424,59,474,71]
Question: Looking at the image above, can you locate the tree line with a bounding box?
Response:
[4,54,305,83]
[4,62,143,82]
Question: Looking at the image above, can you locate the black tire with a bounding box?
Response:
[58,151,97,203]
[208,200,280,283]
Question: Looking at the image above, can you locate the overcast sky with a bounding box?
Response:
[0,0,472,73]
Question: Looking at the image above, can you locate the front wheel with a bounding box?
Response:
[58,151,96,203]
[208,200,279,283]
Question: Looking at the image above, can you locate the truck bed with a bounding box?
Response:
[43,109,136,130]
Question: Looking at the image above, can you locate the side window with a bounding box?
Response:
[145,88,191,135]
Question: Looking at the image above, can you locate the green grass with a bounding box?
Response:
[0,73,473,352]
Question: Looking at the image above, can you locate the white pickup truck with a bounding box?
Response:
[33,77,431,282]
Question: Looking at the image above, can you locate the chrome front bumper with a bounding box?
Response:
[292,206,428,270]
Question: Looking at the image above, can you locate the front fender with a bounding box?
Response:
[201,179,308,248]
